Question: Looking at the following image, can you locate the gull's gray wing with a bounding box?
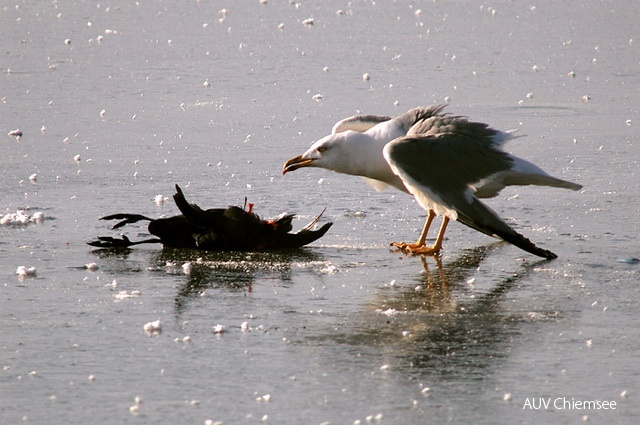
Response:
[383,134,557,259]
[383,133,513,213]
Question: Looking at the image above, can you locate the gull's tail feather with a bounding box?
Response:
[503,172,583,192]
[535,175,583,191]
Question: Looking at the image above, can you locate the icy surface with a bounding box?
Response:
[1,1,638,424]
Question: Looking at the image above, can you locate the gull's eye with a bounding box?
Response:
[317,146,327,153]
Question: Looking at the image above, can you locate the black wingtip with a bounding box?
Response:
[454,200,560,260]
[500,230,558,260]
[535,247,558,260]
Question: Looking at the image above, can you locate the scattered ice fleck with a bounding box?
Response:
[342,209,367,219]
[8,129,22,139]
[85,263,99,271]
[321,264,338,274]
[182,262,193,274]
[620,390,628,399]
[503,393,512,401]
[212,324,226,334]
[16,266,37,278]
[256,394,271,402]
[203,79,211,88]
[114,290,142,301]
[365,413,383,422]
[241,321,249,332]
[143,319,162,334]
[585,339,593,347]
[165,261,177,273]
[2,210,44,226]
[154,194,168,205]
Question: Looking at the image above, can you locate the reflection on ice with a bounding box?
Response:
[304,243,555,379]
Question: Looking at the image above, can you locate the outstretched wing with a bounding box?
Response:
[383,134,557,259]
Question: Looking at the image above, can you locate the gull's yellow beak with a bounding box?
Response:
[282,155,317,175]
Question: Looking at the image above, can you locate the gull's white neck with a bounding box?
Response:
[336,124,408,193]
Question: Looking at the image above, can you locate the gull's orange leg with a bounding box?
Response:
[391,209,436,251]
[391,211,449,256]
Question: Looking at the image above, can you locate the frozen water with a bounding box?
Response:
[1,1,638,424]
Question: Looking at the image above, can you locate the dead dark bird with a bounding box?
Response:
[88,185,332,251]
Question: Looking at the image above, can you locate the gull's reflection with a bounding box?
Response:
[367,244,494,321]
[307,242,551,377]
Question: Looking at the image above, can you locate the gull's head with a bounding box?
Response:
[283,133,353,175]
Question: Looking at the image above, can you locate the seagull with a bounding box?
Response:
[88,185,332,251]
[282,105,582,259]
